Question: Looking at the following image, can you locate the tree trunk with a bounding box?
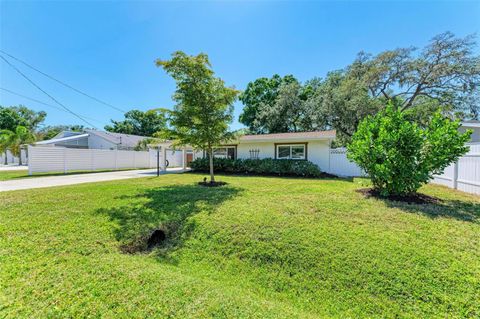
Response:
[208,147,215,183]
[4,150,7,165]
[18,147,22,166]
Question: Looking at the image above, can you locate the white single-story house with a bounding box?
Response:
[35,130,148,150]
[460,120,480,143]
[158,130,337,172]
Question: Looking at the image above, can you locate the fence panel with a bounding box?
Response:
[28,146,155,174]
[329,148,365,177]
[431,144,480,195]
[92,149,117,170]
[28,147,65,173]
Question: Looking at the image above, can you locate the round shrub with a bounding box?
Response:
[347,104,471,196]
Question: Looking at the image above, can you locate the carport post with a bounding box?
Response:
[162,146,167,171]
[182,148,186,170]
[28,145,32,176]
[156,147,160,177]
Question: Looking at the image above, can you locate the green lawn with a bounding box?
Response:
[1,174,479,318]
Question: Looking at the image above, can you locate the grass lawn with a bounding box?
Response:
[1,173,479,318]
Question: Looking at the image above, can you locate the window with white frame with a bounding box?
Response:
[212,146,236,159]
[276,144,306,160]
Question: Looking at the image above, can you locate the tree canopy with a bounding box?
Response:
[156,51,239,182]
[0,105,46,131]
[238,32,480,143]
[105,109,167,137]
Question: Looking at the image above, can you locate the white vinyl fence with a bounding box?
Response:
[28,146,157,175]
[431,143,480,195]
[329,145,480,195]
[329,148,365,177]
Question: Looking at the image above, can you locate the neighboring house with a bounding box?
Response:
[35,130,149,150]
[460,120,480,143]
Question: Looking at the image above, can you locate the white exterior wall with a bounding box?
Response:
[54,136,89,148]
[307,141,331,173]
[236,140,331,172]
[88,135,117,150]
[237,142,275,160]
[165,149,183,167]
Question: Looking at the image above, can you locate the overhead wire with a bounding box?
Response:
[0,87,104,125]
[0,54,98,128]
[0,49,126,113]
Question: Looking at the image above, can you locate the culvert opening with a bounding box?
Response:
[147,229,166,249]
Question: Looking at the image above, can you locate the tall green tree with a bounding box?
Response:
[318,32,479,142]
[105,109,167,137]
[238,74,297,133]
[0,105,46,131]
[239,32,480,143]
[156,51,239,182]
[0,126,35,165]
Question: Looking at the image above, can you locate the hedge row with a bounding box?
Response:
[189,158,325,177]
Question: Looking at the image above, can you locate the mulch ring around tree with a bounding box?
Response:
[356,188,442,205]
[198,180,228,187]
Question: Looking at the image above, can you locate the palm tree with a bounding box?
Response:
[0,130,13,165]
[0,126,35,165]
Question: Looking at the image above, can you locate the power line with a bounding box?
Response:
[0,55,98,129]
[0,87,104,125]
[0,49,126,113]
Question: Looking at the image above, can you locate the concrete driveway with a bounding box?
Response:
[0,168,188,192]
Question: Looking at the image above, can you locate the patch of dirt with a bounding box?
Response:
[120,225,174,254]
[356,188,442,204]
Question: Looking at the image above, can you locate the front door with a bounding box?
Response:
[186,153,193,166]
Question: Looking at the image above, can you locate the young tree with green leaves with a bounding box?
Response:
[156,51,239,183]
[347,103,471,196]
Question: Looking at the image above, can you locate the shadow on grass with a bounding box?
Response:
[186,171,354,182]
[96,183,241,261]
[368,192,480,223]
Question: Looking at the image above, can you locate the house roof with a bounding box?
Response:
[85,130,148,147]
[38,130,149,148]
[462,120,480,128]
[35,133,90,145]
[238,130,336,143]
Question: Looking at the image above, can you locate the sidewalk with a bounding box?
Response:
[0,165,28,171]
[0,168,187,192]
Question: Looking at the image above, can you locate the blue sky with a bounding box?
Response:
[1,1,479,131]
